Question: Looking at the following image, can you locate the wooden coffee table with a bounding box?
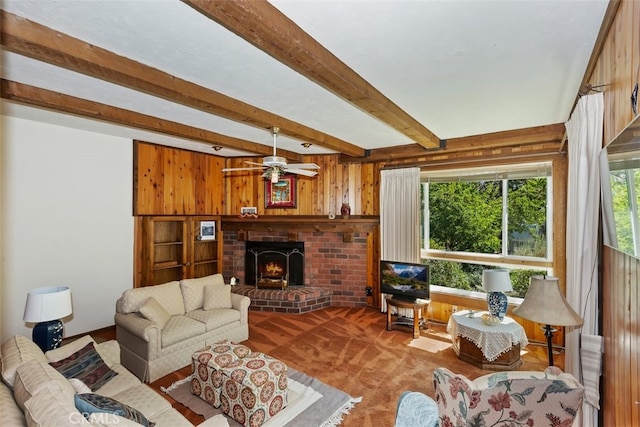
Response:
[447,311,528,370]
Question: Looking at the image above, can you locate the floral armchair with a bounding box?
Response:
[433,366,584,427]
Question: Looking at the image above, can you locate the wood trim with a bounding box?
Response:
[0,10,364,157]
[184,0,441,150]
[220,215,379,234]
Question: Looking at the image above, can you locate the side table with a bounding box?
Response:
[386,297,430,339]
[447,310,528,370]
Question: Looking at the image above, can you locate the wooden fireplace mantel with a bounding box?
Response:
[220,215,379,242]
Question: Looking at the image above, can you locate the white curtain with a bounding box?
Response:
[380,167,421,313]
[564,92,604,427]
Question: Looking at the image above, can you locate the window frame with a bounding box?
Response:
[420,162,554,272]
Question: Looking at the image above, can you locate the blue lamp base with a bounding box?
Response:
[487,292,508,320]
[32,319,64,352]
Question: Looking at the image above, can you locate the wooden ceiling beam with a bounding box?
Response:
[1,79,302,161]
[342,123,565,164]
[0,10,364,157]
[183,0,442,150]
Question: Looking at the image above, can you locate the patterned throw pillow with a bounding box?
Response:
[203,283,232,310]
[49,342,118,392]
[74,393,155,427]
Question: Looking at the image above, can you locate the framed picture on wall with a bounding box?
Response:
[199,221,216,240]
[265,175,297,208]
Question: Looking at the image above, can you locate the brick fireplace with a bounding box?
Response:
[222,220,375,312]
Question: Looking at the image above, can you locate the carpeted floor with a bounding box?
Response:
[148,306,556,427]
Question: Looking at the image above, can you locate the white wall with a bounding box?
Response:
[1,116,134,342]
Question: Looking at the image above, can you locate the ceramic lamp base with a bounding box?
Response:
[32,319,64,352]
[487,291,508,320]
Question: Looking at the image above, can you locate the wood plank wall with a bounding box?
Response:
[602,246,639,427]
[224,155,380,216]
[134,141,224,215]
[587,1,640,425]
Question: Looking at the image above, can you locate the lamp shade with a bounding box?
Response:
[482,269,513,292]
[23,286,72,323]
[513,276,583,326]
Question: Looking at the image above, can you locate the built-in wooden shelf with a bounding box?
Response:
[220,215,379,241]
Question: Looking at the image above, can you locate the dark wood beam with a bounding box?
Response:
[343,123,565,163]
[0,79,302,161]
[183,0,442,150]
[0,10,364,157]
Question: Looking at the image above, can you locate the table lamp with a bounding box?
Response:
[482,269,512,320]
[512,276,583,366]
[23,286,73,351]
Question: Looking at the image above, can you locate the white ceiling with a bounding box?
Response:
[0,0,609,158]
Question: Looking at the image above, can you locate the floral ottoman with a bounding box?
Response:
[190,341,288,427]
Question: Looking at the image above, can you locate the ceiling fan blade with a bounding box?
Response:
[222,167,266,172]
[286,163,320,169]
[283,168,318,177]
[244,161,265,166]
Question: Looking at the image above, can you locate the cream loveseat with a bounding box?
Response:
[115,274,250,383]
[0,334,192,427]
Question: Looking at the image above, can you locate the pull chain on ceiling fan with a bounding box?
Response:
[222,127,320,182]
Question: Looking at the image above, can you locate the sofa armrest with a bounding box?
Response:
[231,293,251,325]
[114,312,160,344]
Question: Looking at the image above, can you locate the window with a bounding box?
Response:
[608,161,640,257]
[420,163,553,295]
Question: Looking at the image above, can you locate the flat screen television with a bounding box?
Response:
[380,260,430,302]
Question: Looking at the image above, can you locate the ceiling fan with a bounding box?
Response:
[222,127,320,183]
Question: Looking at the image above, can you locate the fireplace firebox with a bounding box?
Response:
[245,241,304,289]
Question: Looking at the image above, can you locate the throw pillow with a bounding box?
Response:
[180,274,225,312]
[203,283,232,310]
[49,342,118,392]
[139,297,171,329]
[74,393,155,427]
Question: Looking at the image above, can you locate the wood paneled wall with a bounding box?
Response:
[134,141,224,215]
[223,155,380,216]
[602,246,639,427]
[586,1,640,425]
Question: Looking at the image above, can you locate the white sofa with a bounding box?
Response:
[0,334,192,427]
[115,274,251,383]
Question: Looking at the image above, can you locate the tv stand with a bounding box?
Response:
[386,296,430,338]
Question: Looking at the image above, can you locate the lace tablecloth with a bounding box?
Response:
[447,311,529,362]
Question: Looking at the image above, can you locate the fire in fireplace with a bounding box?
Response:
[245,241,304,289]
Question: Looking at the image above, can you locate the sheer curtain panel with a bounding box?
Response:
[564,92,604,427]
[380,167,421,313]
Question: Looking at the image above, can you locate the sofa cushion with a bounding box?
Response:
[48,341,118,392]
[162,316,207,348]
[1,335,48,388]
[111,383,174,420]
[0,379,26,425]
[118,281,186,316]
[181,274,226,313]
[75,393,155,427]
[187,308,241,331]
[70,378,92,394]
[14,359,75,410]
[93,363,142,398]
[24,381,94,426]
[139,297,171,329]
[203,282,232,310]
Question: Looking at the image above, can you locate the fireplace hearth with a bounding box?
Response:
[245,241,304,288]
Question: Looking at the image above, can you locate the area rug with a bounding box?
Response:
[161,368,361,427]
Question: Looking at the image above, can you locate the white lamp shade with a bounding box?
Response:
[482,269,513,292]
[513,276,583,326]
[23,286,72,323]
